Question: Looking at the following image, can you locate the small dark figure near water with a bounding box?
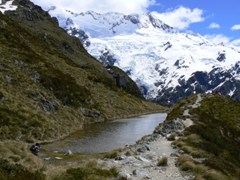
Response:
[30,143,41,155]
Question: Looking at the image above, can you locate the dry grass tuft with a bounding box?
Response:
[157,156,168,166]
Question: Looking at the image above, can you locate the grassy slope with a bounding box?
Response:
[0,1,166,178]
[0,1,165,143]
[168,94,240,179]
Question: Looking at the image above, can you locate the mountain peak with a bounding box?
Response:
[147,13,176,33]
[50,9,177,38]
[38,4,240,105]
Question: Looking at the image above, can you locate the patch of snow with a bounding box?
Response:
[228,87,236,97]
[183,119,193,128]
[36,7,240,99]
[0,0,17,14]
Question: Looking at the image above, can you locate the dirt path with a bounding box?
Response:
[99,134,192,179]
[99,95,203,179]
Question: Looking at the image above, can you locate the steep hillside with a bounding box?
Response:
[158,94,240,179]
[0,0,164,143]
[38,6,240,106]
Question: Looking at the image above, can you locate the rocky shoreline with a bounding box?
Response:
[99,132,191,179]
[98,95,203,179]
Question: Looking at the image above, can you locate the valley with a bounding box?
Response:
[46,9,240,106]
[0,0,240,180]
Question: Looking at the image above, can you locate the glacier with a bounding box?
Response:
[32,5,240,105]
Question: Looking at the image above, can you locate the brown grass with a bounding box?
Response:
[157,156,168,166]
[0,141,43,172]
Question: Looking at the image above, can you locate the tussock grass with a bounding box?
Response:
[0,159,45,180]
[53,160,118,180]
[104,151,119,159]
[177,155,227,179]
[0,141,45,180]
[0,141,44,171]
[157,156,168,166]
[172,95,240,179]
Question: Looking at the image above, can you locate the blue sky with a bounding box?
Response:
[31,0,240,45]
[149,0,240,45]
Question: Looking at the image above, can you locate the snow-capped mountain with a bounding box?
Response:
[48,8,240,105]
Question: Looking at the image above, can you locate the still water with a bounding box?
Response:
[43,113,167,153]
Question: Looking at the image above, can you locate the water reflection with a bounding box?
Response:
[43,113,167,153]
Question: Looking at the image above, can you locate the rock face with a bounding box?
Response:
[107,66,143,98]
[67,27,90,47]
[155,67,240,105]
[29,92,59,112]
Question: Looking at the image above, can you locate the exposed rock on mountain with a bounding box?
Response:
[107,66,143,98]
[42,7,240,105]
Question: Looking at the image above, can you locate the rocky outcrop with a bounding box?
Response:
[217,52,226,62]
[155,68,240,106]
[28,92,59,112]
[107,66,143,98]
[80,107,106,123]
[67,27,91,47]
[6,0,58,26]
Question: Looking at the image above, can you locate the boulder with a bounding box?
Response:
[64,150,73,156]
[118,172,131,179]
[137,145,150,153]
[132,169,137,176]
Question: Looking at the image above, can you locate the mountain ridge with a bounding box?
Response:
[44,7,240,105]
[156,94,240,179]
[0,0,164,142]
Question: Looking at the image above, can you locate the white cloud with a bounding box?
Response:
[204,34,230,45]
[31,0,156,14]
[204,34,240,47]
[232,39,240,46]
[231,24,240,31]
[208,22,220,29]
[152,6,204,30]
